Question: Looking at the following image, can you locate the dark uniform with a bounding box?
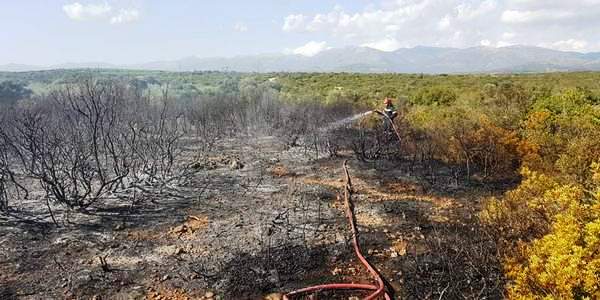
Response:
[383,102,398,131]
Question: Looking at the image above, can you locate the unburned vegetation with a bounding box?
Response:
[1,70,599,299]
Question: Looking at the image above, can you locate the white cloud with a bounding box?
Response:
[455,0,497,21]
[283,0,431,36]
[283,14,307,32]
[63,2,112,21]
[501,9,575,24]
[233,22,248,32]
[385,24,401,32]
[501,0,600,25]
[110,9,139,24]
[506,0,600,10]
[63,2,140,24]
[502,32,516,40]
[437,15,451,30]
[361,37,402,51]
[290,41,330,56]
[480,39,491,46]
[282,1,600,52]
[497,40,515,47]
[548,39,588,51]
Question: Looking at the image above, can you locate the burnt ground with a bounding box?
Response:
[0,136,506,300]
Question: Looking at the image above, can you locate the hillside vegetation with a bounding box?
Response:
[268,72,600,298]
[1,70,599,298]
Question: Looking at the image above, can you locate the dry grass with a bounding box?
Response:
[384,181,423,194]
[391,239,408,256]
[269,164,295,177]
[147,287,192,300]
[168,215,209,240]
[355,211,387,227]
[126,229,162,241]
[300,175,455,209]
[300,176,345,189]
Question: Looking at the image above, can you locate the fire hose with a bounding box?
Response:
[283,161,392,300]
[372,110,402,144]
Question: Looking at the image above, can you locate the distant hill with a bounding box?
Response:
[3,45,600,74]
[0,63,42,72]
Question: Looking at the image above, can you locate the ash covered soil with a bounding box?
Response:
[0,136,505,300]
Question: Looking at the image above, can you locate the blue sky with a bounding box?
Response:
[2,0,600,65]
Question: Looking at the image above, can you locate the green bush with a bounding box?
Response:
[0,81,32,105]
[411,86,457,106]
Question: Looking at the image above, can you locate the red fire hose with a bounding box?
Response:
[284,161,391,300]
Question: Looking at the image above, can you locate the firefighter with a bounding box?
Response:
[382,97,398,131]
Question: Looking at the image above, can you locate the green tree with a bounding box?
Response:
[411,86,457,106]
[0,81,32,105]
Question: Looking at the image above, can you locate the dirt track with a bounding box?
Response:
[0,135,505,299]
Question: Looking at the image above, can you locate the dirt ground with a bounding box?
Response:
[0,135,506,299]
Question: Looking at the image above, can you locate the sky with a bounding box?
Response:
[1,0,600,65]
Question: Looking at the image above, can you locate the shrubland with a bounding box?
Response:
[1,70,600,297]
[261,72,600,298]
[479,88,600,299]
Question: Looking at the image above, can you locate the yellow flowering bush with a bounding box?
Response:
[481,167,560,242]
[483,163,600,299]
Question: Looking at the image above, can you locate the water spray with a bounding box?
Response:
[323,109,401,145]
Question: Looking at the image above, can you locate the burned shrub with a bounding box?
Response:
[276,100,356,158]
[0,138,11,211]
[185,83,285,149]
[4,81,132,208]
[1,79,188,209]
[400,223,505,299]
[126,91,189,189]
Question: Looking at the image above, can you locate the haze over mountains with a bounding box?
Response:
[3,45,600,74]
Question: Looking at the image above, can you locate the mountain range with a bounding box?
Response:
[3,45,600,74]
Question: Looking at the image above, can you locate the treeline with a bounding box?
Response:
[260,72,600,106]
[0,80,32,105]
[0,69,243,99]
